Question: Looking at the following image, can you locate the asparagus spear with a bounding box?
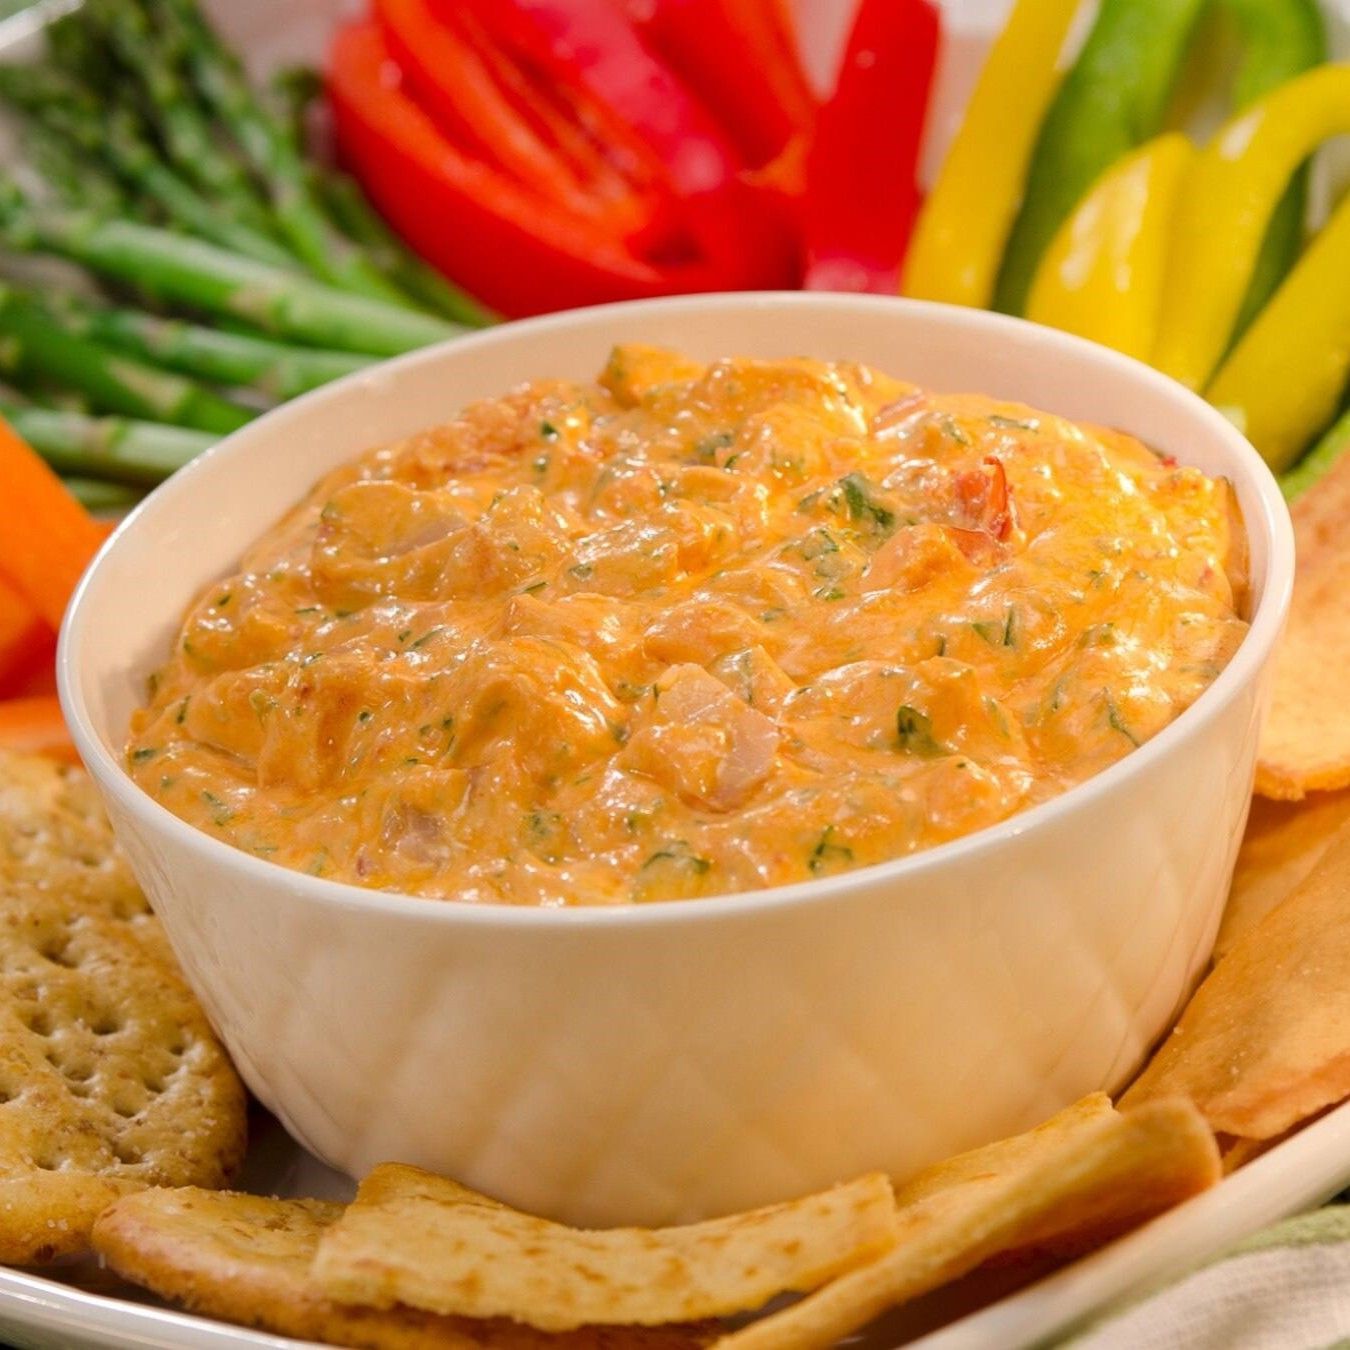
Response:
[274,65,497,328]
[313,168,499,330]
[149,0,418,308]
[91,110,296,268]
[43,12,115,100]
[52,296,373,401]
[0,286,253,434]
[0,64,297,270]
[22,119,131,216]
[20,384,92,415]
[0,401,214,484]
[0,198,464,356]
[273,63,322,152]
[61,475,145,512]
[31,21,155,222]
[84,0,277,238]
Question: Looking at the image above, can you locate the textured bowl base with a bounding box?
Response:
[66,293,1290,1226]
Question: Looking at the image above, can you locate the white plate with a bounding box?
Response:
[1,1104,1347,1349]
[3,0,1348,1345]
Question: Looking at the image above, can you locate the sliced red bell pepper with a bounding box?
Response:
[327,20,736,317]
[0,575,51,702]
[375,0,592,212]
[459,10,674,248]
[2,652,57,701]
[374,0,667,246]
[749,0,813,104]
[457,0,799,286]
[459,0,740,197]
[802,0,941,293]
[620,0,815,167]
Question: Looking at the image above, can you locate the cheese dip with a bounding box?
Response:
[127,347,1248,905]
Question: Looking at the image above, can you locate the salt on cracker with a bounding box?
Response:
[312,1165,899,1331]
[1256,447,1350,799]
[93,1188,715,1350]
[0,750,246,1263]
[1123,818,1350,1140]
[1218,789,1350,957]
[712,1098,1218,1350]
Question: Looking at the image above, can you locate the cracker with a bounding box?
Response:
[1218,1133,1284,1174]
[890,1092,1117,1211]
[93,1188,715,1350]
[1256,447,1350,799]
[0,749,155,920]
[713,1098,1218,1350]
[312,1165,899,1331]
[1122,819,1350,1139]
[0,750,246,1263]
[1218,789,1350,957]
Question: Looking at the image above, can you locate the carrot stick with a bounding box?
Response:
[0,695,79,765]
[0,413,108,630]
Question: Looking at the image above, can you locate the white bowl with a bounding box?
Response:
[59,294,1293,1227]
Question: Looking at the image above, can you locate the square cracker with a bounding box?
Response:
[0,750,246,1263]
[93,1187,715,1350]
[312,1165,899,1330]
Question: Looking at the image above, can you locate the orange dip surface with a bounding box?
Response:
[127,347,1248,905]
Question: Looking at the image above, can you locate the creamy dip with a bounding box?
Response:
[127,347,1248,904]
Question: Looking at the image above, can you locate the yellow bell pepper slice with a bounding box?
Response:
[1025,133,1194,361]
[901,0,1081,308]
[1153,63,1350,390]
[1207,188,1350,472]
